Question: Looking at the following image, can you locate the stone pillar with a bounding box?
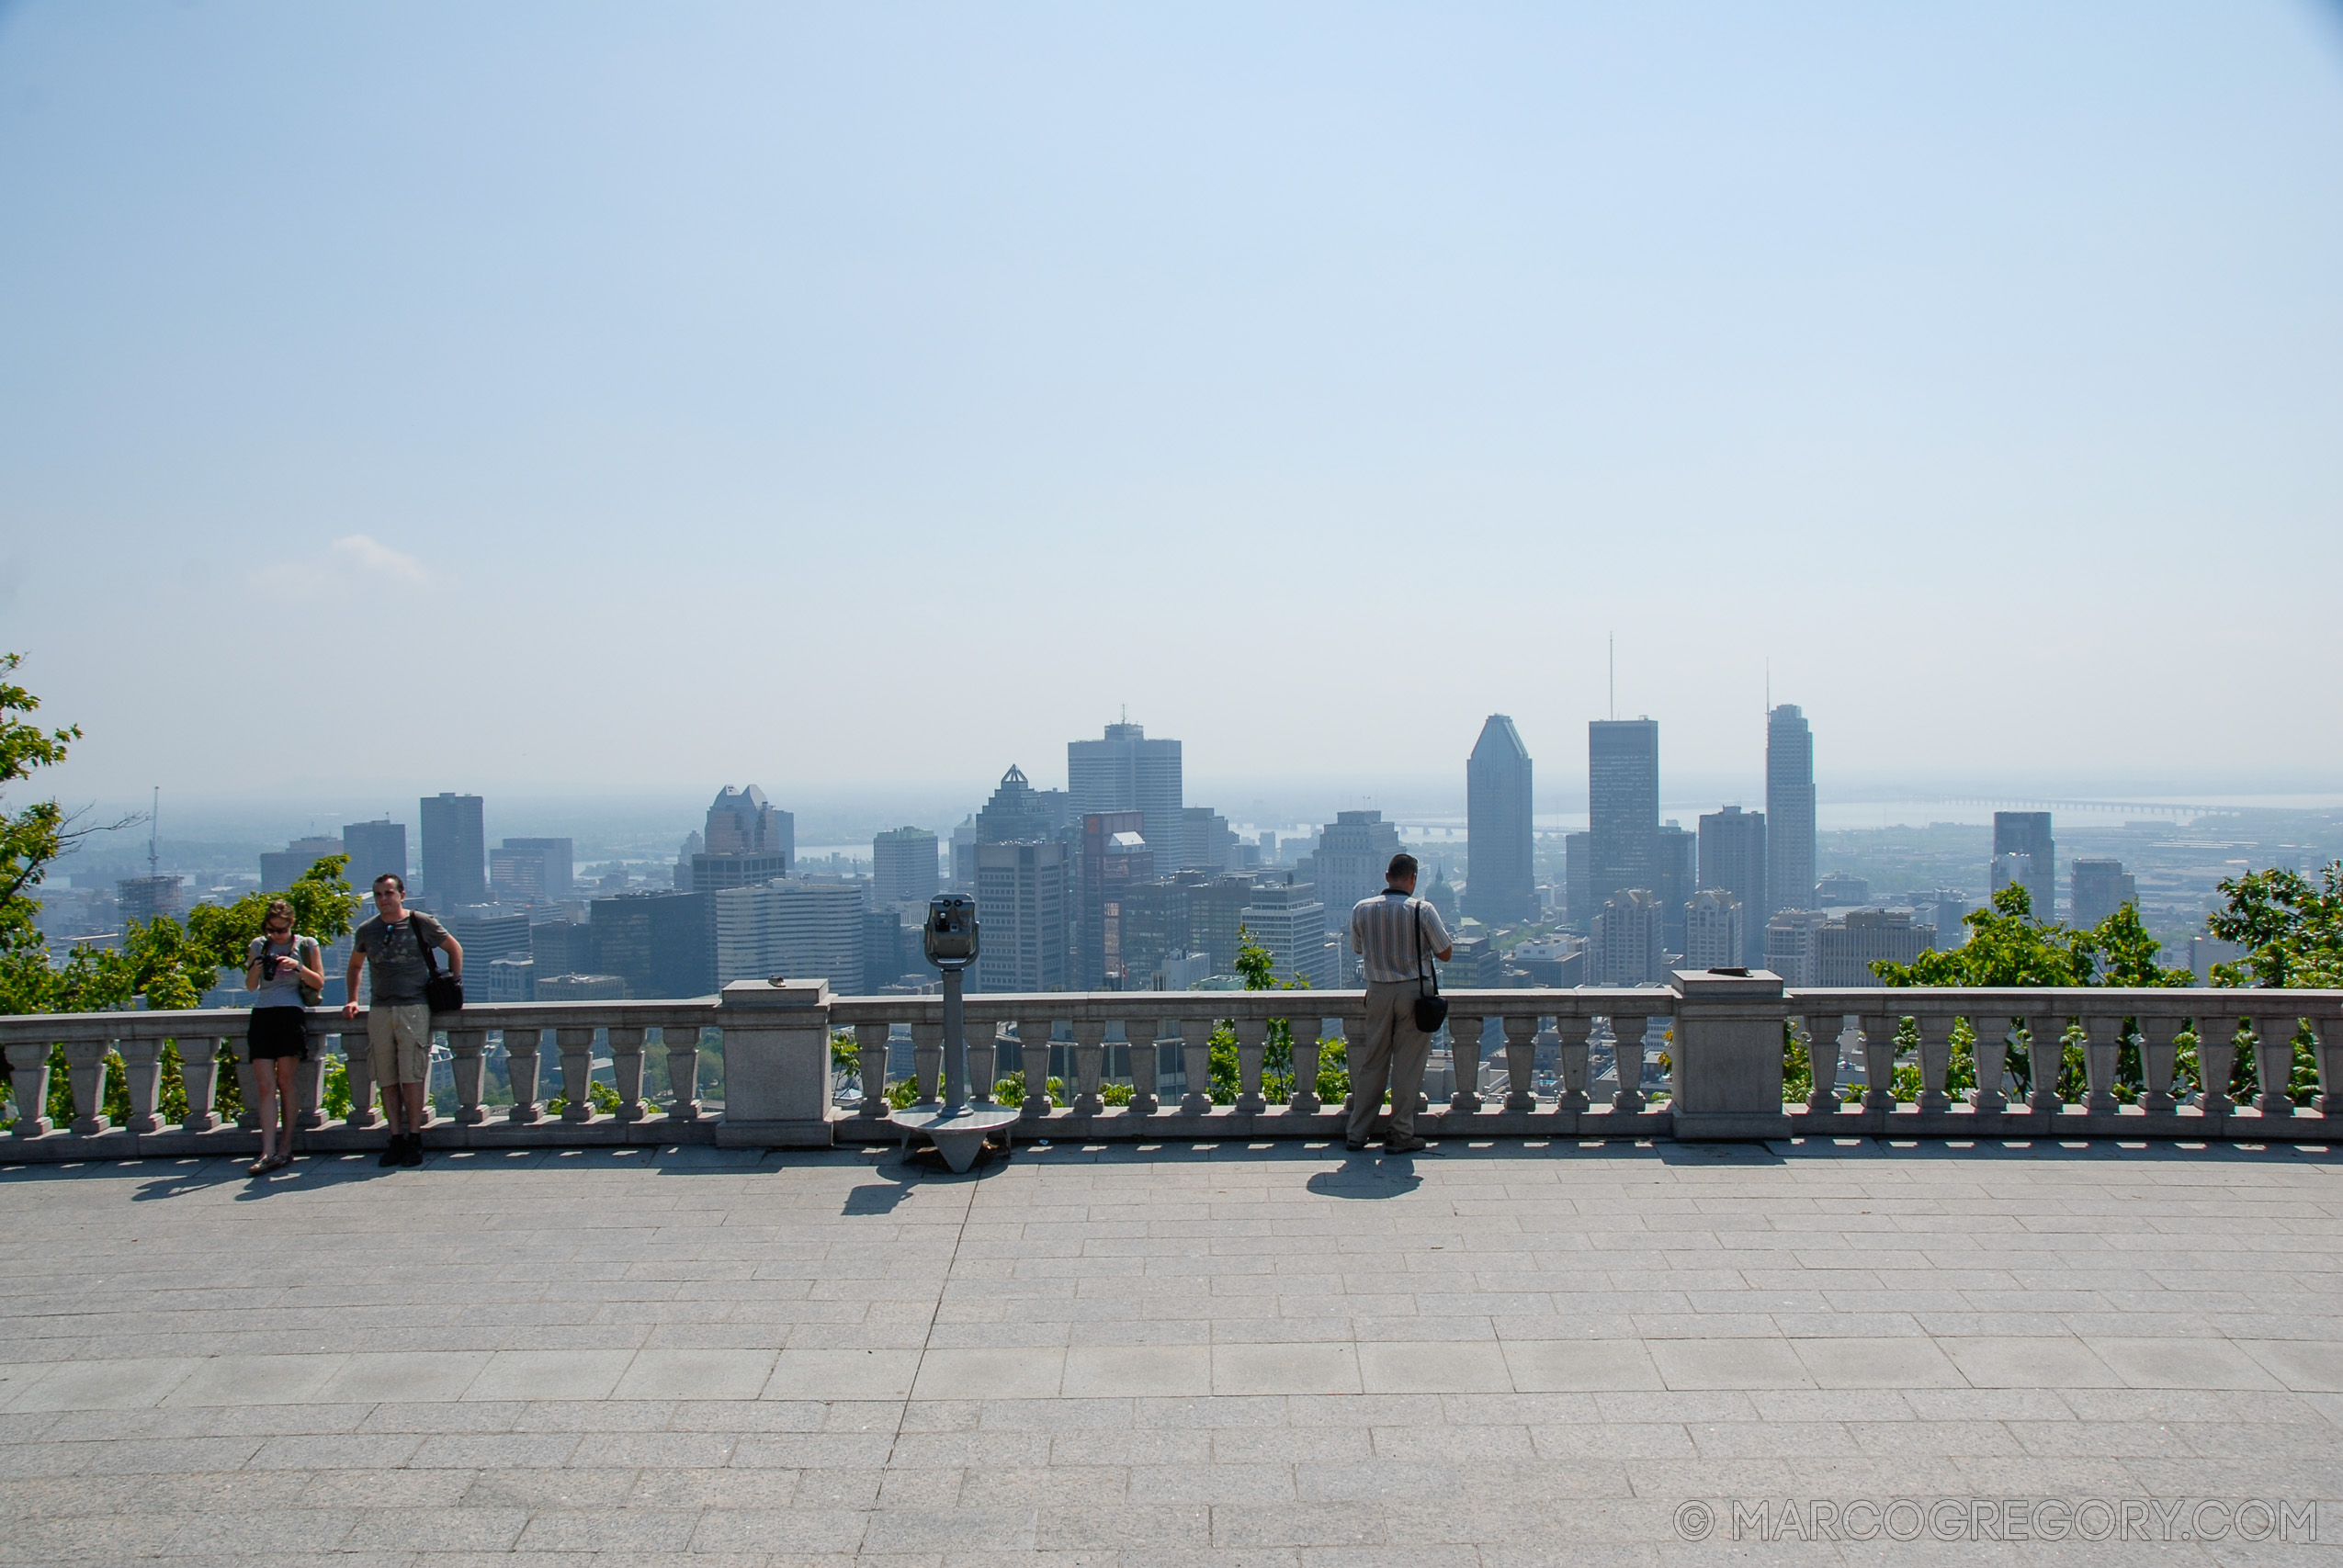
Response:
[1667,970,1792,1140]
[2025,1014,2066,1114]
[6,1042,54,1137]
[1069,1021,1105,1115]
[179,1035,227,1134]
[558,1027,598,1122]
[231,1032,262,1133]
[1914,1015,1954,1114]
[2080,1014,2122,1116]
[1858,1013,1897,1113]
[1556,1018,1590,1112]
[664,1025,703,1121]
[713,979,834,1147]
[855,1022,890,1119]
[341,1023,382,1131]
[1287,1018,1321,1115]
[1172,1017,1211,1116]
[290,1027,329,1132]
[447,1028,488,1126]
[1127,1032,1160,1115]
[1447,1013,1484,1113]
[1501,1015,1537,1111]
[2194,1015,2240,1120]
[2251,1019,2295,1117]
[119,1033,167,1135]
[2139,1016,2183,1115]
[910,1021,944,1106]
[1967,1017,2009,1114]
[1611,1015,1647,1114]
[64,1036,113,1136]
[1017,1016,1054,1122]
[505,1027,544,1124]
[969,1023,1000,1106]
[2313,1021,2339,1118]
[609,1026,649,1122]
[1231,1018,1266,1115]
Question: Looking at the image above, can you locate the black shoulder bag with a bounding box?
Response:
[411,914,465,1012]
[1411,902,1449,1032]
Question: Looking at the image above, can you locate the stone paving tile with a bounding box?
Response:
[2,1139,2338,1559]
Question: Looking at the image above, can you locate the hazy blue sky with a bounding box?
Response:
[5,2,2339,814]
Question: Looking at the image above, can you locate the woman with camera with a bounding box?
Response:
[243,898,323,1175]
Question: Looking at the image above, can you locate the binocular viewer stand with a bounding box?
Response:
[887,959,1017,1173]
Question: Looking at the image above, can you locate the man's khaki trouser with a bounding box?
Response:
[1346,979,1432,1145]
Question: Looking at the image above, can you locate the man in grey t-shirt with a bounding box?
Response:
[344,874,462,1168]
[1346,852,1453,1154]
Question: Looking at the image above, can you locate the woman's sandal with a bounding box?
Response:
[247,1156,273,1176]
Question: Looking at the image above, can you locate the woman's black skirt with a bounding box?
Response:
[248,1007,309,1061]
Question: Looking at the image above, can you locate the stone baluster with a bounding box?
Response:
[290,1029,330,1132]
[609,1026,649,1122]
[1127,1024,1161,1115]
[1231,1017,1266,1114]
[179,1035,228,1133]
[1501,1015,1538,1111]
[558,1027,598,1122]
[2251,1016,2295,1117]
[1788,1018,1828,1112]
[664,1025,703,1120]
[2314,1014,2338,1116]
[2080,1013,2122,1116]
[231,1032,262,1132]
[1447,1011,1485,1113]
[447,1028,488,1126]
[119,1032,167,1135]
[2194,1015,2241,1119]
[505,1026,544,1124]
[911,1020,944,1106]
[2138,1016,2182,1114]
[1334,1014,1364,1118]
[1549,1017,1587,1111]
[5,1043,54,1137]
[63,1036,113,1136]
[1177,1017,1213,1116]
[969,1022,1000,1105]
[1914,1014,1953,1114]
[855,1022,890,1118]
[1286,1018,1320,1114]
[1071,1021,1107,1115]
[1965,1017,2009,1113]
[1857,1014,1897,1112]
[1019,1016,1055,1121]
[1611,1015,1647,1113]
[2025,1014,2066,1113]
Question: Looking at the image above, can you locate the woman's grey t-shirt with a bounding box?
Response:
[247,935,316,1010]
[354,912,450,1006]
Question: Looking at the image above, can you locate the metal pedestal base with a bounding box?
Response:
[888,1105,1021,1172]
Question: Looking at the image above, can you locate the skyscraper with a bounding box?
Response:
[1993,812,2055,919]
[1682,889,1745,969]
[500,838,573,898]
[2071,858,2135,929]
[1465,714,1535,923]
[1068,721,1184,872]
[419,793,487,906]
[1588,720,1659,909]
[261,836,344,892]
[1588,888,1665,986]
[1563,830,1592,931]
[588,889,715,998]
[342,819,407,891]
[1654,822,1695,954]
[714,878,870,991]
[1294,810,1401,934]
[705,785,792,861]
[1079,811,1152,987]
[1239,878,1335,988]
[872,827,941,909]
[973,840,1070,993]
[1696,807,1766,936]
[1765,706,1816,916]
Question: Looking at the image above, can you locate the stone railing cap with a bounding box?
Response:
[719,977,832,1010]
[1671,968,1785,998]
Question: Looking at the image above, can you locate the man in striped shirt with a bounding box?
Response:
[1345,852,1453,1153]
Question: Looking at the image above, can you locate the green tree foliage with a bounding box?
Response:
[1207,926,1313,1103]
[2206,863,2343,989]
[0,653,101,1013]
[1870,884,2191,990]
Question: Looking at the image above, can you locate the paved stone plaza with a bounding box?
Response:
[1,1136,2339,1564]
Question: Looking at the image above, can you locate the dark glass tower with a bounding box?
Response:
[1765,705,1816,915]
[1465,714,1535,923]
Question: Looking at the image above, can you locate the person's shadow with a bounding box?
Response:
[1305,1147,1423,1199]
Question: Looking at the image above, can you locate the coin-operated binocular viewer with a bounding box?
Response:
[888,893,1017,1171]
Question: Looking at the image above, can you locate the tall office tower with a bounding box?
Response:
[1080,811,1153,987]
[445,908,531,969]
[956,765,1059,886]
[1654,822,1695,953]
[872,827,942,909]
[2070,859,2135,929]
[714,877,871,991]
[1815,909,1934,987]
[1993,812,2056,919]
[1184,872,1265,974]
[530,918,594,977]
[419,793,487,906]
[862,907,916,992]
[1682,890,1745,969]
[705,785,793,863]
[500,838,573,898]
[1068,721,1184,872]
[1765,705,1816,916]
[1563,830,1593,931]
[1588,888,1665,986]
[1116,876,1198,989]
[341,819,407,891]
[1239,878,1335,988]
[261,836,344,892]
[1762,908,1828,987]
[116,875,185,926]
[1181,807,1235,874]
[1588,720,1659,909]
[1990,852,2035,907]
[1294,810,1402,934]
[672,830,703,890]
[972,840,1070,993]
[589,889,716,999]
[1696,807,1766,934]
[1465,715,1536,923]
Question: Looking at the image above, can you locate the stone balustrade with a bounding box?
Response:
[3,972,2337,1161]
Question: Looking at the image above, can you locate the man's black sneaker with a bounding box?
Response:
[378,1135,404,1168]
[401,1134,424,1168]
